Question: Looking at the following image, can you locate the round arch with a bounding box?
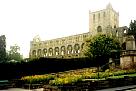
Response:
[54,47,59,55]
[48,48,53,56]
[61,46,66,55]
[37,49,42,57]
[32,50,36,57]
[74,44,80,53]
[43,48,47,57]
[97,26,102,32]
[67,45,72,54]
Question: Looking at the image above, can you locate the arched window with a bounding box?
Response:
[54,47,59,55]
[74,44,80,53]
[48,48,53,56]
[114,25,116,28]
[61,46,66,55]
[43,48,47,57]
[37,49,42,57]
[67,45,72,54]
[32,50,36,57]
[97,26,102,32]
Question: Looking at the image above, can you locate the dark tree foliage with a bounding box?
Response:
[128,20,136,42]
[0,35,6,63]
[7,44,23,62]
[83,34,121,66]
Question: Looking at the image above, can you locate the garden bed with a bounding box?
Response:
[43,75,136,90]
[11,68,136,90]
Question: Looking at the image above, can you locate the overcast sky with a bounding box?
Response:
[0,0,135,58]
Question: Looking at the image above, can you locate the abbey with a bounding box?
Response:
[29,4,128,59]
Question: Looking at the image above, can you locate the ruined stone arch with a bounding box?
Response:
[54,47,59,55]
[67,45,72,54]
[32,50,36,57]
[61,46,66,55]
[43,48,47,57]
[48,48,53,56]
[97,26,102,32]
[123,29,127,34]
[74,44,80,53]
[37,49,42,57]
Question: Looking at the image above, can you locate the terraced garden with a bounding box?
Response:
[19,68,136,87]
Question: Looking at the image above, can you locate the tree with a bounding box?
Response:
[128,20,136,42]
[0,35,6,63]
[83,34,121,66]
[7,44,23,62]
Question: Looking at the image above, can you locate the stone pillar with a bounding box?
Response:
[126,35,135,50]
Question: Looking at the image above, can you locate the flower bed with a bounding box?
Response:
[16,68,136,90]
[21,74,55,84]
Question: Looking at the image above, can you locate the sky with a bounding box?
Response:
[0,0,136,58]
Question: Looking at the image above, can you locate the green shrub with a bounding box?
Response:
[49,75,83,86]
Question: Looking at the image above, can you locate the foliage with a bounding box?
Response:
[7,44,23,62]
[20,68,95,85]
[83,34,121,66]
[21,74,55,84]
[108,75,124,79]
[49,75,83,86]
[108,73,136,79]
[20,67,136,86]
[0,35,6,63]
[128,20,136,36]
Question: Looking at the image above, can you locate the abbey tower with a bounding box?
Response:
[89,3,119,35]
